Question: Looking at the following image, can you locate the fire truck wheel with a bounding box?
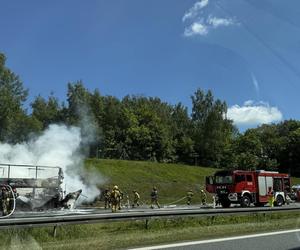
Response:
[241,195,251,207]
[275,195,284,206]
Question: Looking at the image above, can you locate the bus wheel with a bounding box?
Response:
[275,195,284,206]
[221,200,231,208]
[241,195,251,207]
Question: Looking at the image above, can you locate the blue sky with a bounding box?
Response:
[1,0,300,129]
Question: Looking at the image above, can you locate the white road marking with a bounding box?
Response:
[129,228,300,250]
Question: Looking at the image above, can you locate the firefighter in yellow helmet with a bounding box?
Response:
[150,186,160,209]
[103,188,111,209]
[200,189,207,205]
[132,190,140,208]
[1,187,8,216]
[186,190,194,205]
[110,185,121,212]
[268,190,275,207]
[1,186,12,216]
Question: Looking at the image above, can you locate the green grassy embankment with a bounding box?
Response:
[85,159,300,206]
[85,159,217,205]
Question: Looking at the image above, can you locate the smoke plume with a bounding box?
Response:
[0,124,102,202]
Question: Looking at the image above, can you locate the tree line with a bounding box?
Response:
[1,52,300,176]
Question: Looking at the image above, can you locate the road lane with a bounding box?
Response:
[130,229,300,250]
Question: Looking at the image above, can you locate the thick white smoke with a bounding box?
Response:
[0,124,102,202]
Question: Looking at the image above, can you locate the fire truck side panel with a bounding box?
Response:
[205,170,291,208]
[257,175,272,203]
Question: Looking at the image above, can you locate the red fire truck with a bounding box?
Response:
[205,170,291,208]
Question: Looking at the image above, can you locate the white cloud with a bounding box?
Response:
[182,0,209,22]
[244,100,254,106]
[183,17,236,37]
[182,1,237,37]
[184,21,208,36]
[227,101,283,126]
[207,16,235,28]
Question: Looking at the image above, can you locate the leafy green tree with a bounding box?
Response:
[66,81,92,125]
[232,130,262,170]
[286,128,300,175]
[12,114,43,142]
[273,120,300,175]
[171,103,194,163]
[0,53,31,142]
[66,81,101,157]
[120,95,174,162]
[100,95,123,158]
[88,89,105,157]
[191,89,234,167]
[31,94,62,129]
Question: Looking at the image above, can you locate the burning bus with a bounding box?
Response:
[0,163,82,215]
[206,170,291,208]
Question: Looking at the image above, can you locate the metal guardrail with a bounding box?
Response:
[1,206,300,230]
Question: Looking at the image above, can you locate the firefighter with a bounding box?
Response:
[291,188,297,201]
[103,189,111,209]
[186,190,194,205]
[125,194,130,208]
[213,194,220,208]
[110,186,121,212]
[132,190,140,208]
[212,194,216,208]
[286,193,292,205]
[268,191,275,207]
[200,190,207,205]
[150,187,160,209]
[1,187,10,216]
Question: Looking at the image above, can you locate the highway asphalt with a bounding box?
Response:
[131,229,300,250]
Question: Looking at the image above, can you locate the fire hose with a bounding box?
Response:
[0,184,16,219]
[165,196,187,206]
[137,196,187,207]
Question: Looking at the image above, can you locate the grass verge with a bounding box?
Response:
[85,158,217,204]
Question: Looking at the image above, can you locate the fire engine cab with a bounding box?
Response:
[206,170,291,208]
